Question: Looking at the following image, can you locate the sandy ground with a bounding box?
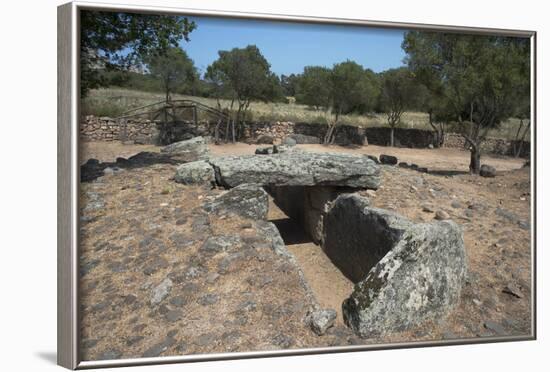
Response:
[78,140,532,361]
[81,141,525,172]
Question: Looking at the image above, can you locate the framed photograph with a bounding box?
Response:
[57,1,536,369]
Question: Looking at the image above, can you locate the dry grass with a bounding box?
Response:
[82,88,529,140]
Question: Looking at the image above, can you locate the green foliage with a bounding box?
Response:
[331,61,379,119]
[146,47,198,101]
[379,67,418,127]
[403,31,530,171]
[295,66,332,109]
[280,74,300,97]
[80,10,196,96]
[204,45,283,108]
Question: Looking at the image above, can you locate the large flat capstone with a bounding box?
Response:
[209,152,380,189]
[323,194,467,338]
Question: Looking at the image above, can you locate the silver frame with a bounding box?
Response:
[57,1,537,369]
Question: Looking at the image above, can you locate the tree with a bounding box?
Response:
[326,61,379,144]
[379,67,418,147]
[295,66,332,110]
[403,31,530,174]
[80,10,196,96]
[147,47,197,102]
[280,73,300,97]
[204,45,281,142]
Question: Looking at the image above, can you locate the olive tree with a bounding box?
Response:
[205,45,281,142]
[147,47,197,102]
[378,67,418,147]
[403,31,530,174]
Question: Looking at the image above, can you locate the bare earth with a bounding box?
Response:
[79,140,532,361]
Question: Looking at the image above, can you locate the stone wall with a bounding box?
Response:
[444,133,530,158]
[80,115,159,143]
[81,115,530,157]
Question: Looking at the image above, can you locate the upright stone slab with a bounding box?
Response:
[209,152,380,189]
[323,194,467,338]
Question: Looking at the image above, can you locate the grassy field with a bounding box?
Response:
[82,88,529,141]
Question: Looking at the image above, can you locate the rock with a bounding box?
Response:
[435,210,450,220]
[428,144,434,149]
[523,160,530,168]
[198,294,219,306]
[210,152,380,189]
[307,309,337,335]
[199,235,240,256]
[142,336,176,358]
[256,135,274,144]
[417,167,429,173]
[365,155,380,164]
[160,136,209,162]
[150,278,173,306]
[174,161,215,185]
[451,200,462,209]
[483,320,506,336]
[422,204,434,213]
[282,137,297,146]
[398,162,409,168]
[273,144,297,153]
[165,309,183,322]
[327,195,467,338]
[255,146,275,155]
[203,183,268,220]
[480,164,496,178]
[169,296,186,307]
[98,349,121,360]
[502,283,523,298]
[379,154,398,165]
[288,133,320,144]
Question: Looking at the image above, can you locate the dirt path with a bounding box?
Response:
[267,198,353,325]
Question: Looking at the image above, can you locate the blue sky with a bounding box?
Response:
[182,16,406,77]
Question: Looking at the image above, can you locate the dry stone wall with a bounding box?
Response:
[80,115,530,157]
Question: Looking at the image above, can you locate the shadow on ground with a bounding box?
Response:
[270,217,313,245]
[80,152,179,182]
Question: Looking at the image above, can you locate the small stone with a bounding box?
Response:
[126,336,144,346]
[142,336,176,358]
[307,309,337,336]
[502,283,523,298]
[195,333,217,347]
[422,204,434,213]
[98,349,121,360]
[435,210,450,220]
[150,278,173,306]
[410,185,418,193]
[206,273,220,284]
[483,320,506,335]
[198,294,219,306]
[165,309,183,322]
[379,154,398,165]
[451,200,462,209]
[472,298,482,306]
[480,164,496,178]
[169,296,186,307]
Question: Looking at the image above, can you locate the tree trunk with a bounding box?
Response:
[390,127,395,147]
[469,146,481,175]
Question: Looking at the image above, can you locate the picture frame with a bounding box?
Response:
[58,1,536,369]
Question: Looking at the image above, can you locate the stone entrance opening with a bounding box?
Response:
[266,193,354,325]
